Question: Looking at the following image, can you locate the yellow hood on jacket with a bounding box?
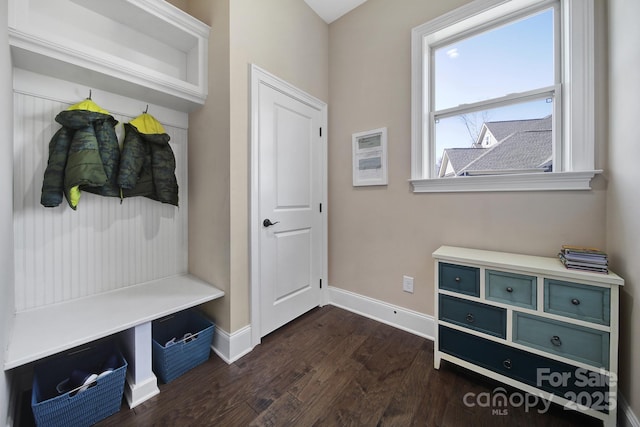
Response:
[66,99,110,115]
[129,113,166,135]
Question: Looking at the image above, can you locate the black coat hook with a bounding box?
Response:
[87,89,92,100]
[144,104,149,113]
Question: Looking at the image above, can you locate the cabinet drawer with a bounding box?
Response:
[439,326,610,412]
[544,279,610,325]
[486,270,537,309]
[439,263,479,297]
[439,295,506,338]
[513,313,610,368]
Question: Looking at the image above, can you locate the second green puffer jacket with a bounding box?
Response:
[117,113,179,206]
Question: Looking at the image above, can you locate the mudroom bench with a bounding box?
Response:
[4,274,224,408]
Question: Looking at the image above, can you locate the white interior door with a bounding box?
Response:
[254,70,325,338]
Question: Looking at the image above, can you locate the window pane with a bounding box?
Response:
[433,8,554,111]
[435,99,553,177]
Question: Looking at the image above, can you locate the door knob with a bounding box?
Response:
[263,218,280,227]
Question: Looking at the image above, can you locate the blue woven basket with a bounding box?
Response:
[152,310,214,383]
[31,341,127,427]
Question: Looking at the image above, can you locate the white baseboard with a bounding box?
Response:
[211,287,434,365]
[618,392,640,427]
[327,286,435,340]
[211,324,253,364]
[124,374,159,409]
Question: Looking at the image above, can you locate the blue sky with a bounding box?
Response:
[432,7,555,165]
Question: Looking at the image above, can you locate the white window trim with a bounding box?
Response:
[410,0,599,193]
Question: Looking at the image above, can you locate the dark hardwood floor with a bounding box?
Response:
[24,305,604,426]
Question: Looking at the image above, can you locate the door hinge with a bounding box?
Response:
[320,278,323,289]
[319,203,322,213]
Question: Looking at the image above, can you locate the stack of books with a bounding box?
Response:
[558,245,608,274]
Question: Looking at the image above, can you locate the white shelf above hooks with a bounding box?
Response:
[8,0,210,112]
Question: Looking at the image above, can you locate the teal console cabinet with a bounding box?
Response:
[433,246,623,427]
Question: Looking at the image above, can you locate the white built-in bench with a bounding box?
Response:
[6,0,218,411]
[4,274,224,407]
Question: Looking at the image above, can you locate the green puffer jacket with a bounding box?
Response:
[117,113,179,206]
[40,100,120,209]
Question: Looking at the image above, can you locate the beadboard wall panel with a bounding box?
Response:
[13,91,189,312]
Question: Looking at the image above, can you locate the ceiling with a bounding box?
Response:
[304,0,368,24]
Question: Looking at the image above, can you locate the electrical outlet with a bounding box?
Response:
[403,275,414,293]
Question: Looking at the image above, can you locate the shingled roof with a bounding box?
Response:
[443,148,486,172]
[483,116,551,141]
[440,116,552,177]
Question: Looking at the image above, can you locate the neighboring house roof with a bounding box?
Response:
[459,130,551,174]
[444,148,486,172]
[484,116,551,141]
[440,116,552,177]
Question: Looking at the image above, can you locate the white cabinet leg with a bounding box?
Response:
[604,409,617,427]
[120,322,160,408]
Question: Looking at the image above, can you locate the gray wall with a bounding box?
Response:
[327,0,608,317]
[186,0,329,332]
[606,0,640,417]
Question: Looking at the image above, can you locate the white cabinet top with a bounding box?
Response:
[433,246,624,287]
[8,0,210,111]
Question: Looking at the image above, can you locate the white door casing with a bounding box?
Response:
[250,65,327,346]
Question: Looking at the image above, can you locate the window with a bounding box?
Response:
[411,0,598,192]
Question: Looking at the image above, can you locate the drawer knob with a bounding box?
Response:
[455,277,461,282]
[550,335,562,346]
[465,313,475,323]
[503,359,512,370]
[571,298,580,306]
[506,287,513,293]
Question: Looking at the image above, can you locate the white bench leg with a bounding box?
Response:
[120,322,160,408]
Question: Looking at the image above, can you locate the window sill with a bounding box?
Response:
[409,171,602,193]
